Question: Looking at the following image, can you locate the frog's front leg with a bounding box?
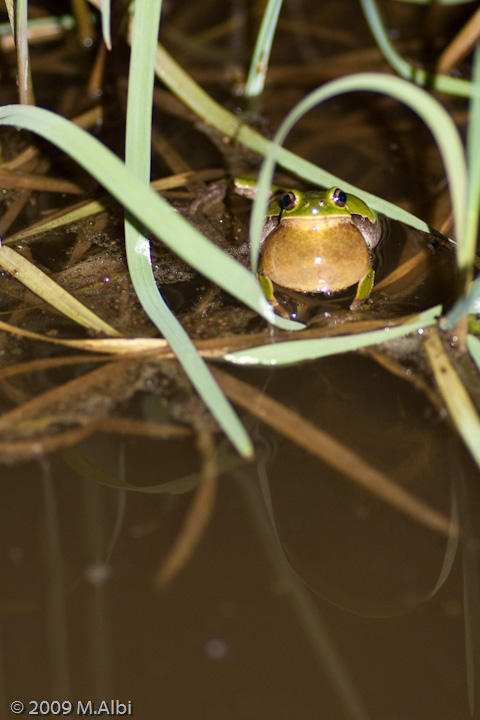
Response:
[350,265,375,310]
[258,266,293,318]
[258,267,275,301]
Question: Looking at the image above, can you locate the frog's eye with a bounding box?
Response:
[281,191,297,211]
[332,188,347,207]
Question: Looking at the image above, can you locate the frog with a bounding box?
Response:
[236,180,382,311]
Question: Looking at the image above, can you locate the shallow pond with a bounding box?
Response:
[0,2,479,719]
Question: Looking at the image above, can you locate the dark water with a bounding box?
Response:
[2,355,479,719]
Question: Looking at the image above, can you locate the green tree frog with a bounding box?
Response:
[242,183,382,311]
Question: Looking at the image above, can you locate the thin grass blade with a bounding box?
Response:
[124,0,253,457]
[360,0,474,97]
[0,244,120,336]
[99,0,112,50]
[244,0,283,98]
[15,0,34,104]
[467,333,480,371]
[464,43,480,290]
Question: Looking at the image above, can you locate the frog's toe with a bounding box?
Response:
[349,296,373,311]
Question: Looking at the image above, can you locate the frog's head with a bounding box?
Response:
[265,186,380,250]
[267,186,374,222]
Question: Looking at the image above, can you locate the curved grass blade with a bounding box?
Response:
[3,0,14,29]
[464,43,480,289]
[0,318,169,353]
[249,73,466,285]
[225,305,441,365]
[154,44,435,234]
[360,0,474,97]
[259,457,458,616]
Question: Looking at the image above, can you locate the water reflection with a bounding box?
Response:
[1,367,479,719]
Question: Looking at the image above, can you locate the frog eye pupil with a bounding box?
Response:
[333,188,347,207]
[281,191,297,211]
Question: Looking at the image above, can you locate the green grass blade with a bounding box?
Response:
[248,73,466,279]
[467,333,480,372]
[0,104,300,332]
[360,0,474,97]
[100,0,112,50]
[464,43,480,289]
[154,44,435,234]
[470,277,480,313]
[125,0,159,179]
[244,0,283,98]
[445,45,480,326]
[124,0,253,457]
[225,306,441,365]
[443,276,480,329]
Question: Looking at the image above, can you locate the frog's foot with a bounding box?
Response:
[350,266,375,311]
[270,298,292,319]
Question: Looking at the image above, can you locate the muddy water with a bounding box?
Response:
[2,360,479,719]
[1,1,480,719]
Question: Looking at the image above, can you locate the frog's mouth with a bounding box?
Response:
[279,215,354,231]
